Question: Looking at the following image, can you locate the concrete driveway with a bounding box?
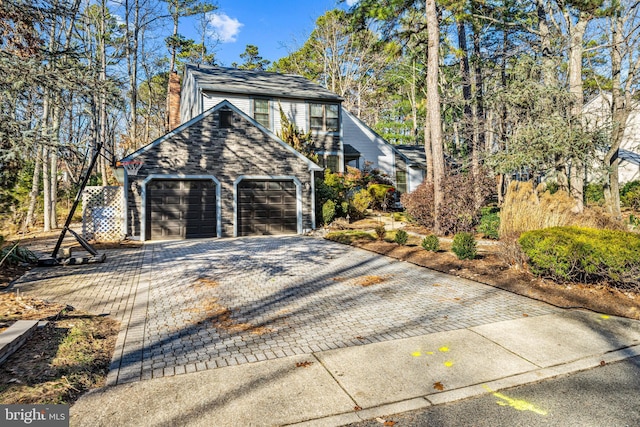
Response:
[13,236,559,386]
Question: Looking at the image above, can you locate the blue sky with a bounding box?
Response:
[182,0,357,67]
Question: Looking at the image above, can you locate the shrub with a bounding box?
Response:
[519,226,640,290]
[400,182,434,229]
[400,167,495,235]
[621,181,640,210]
[421,235,440,252]
[393,229,408,245]
[350,189,372,219]
[322,200,336,225]
[374,224,386,240]
[0,243,37,267]
[585,183,604,205]
[500,181,624,237]
[478,207,500,240]
[451,232,477,260]
[340,201,350,217]
[368,184,395,210]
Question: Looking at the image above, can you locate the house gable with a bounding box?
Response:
[122,100,321,239]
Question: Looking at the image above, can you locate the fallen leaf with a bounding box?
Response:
[356,336,366,341]
[296,361,314,368]
[523,313,529,317]
[433,381,445,391]
[384,421,396,426]
[354,405,362,411]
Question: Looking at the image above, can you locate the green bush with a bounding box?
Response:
[394,229,408,245]
[451,232,477,260]
[519,226,640,289]
[585,183,605,205]
[621,181,640,210]
[322,200,336,225]
[0,243,38,267]
[350,189,372,219]
[421,235,440,252]
[478,208,500,240]
[374,224,386,241]
[368,184,395,209]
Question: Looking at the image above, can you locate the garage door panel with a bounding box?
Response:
[147,179,217,240]
[237,179,298,236]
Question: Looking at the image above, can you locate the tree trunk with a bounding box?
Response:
[426,0,445,234]
[50,102,61,229]
[568,13,588,212]
[605,10,625,218]
[24,143,42,230]
[472,19,485,210]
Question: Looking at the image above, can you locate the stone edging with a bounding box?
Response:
[0,320,39,365]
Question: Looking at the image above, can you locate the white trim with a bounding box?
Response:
[140,174,221,242]
[310,170,316,229]
[233,175,303,237]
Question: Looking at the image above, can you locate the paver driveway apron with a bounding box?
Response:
[13,236,559,385]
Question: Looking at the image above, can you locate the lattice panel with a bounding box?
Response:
[82,186,124,242]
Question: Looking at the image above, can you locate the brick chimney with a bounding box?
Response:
[167,71,181,131]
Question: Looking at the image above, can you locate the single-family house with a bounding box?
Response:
[119,65,426,240]
[583,93,640,184]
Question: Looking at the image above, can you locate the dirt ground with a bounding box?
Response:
[0,228,121,404]
[341,234,639,321]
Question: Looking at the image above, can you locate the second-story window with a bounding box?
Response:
[254,99,270,128]
[310,103,339,132]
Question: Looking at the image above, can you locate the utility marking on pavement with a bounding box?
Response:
[600,315,610,319]
[411,351,422,357]
[439,346,450,352]
[483,385,547,415]
[444,361,454,367]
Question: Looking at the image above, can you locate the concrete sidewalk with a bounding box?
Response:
[70,309,640,426]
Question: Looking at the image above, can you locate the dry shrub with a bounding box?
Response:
[401,167,495,235]
[499,181,624,238]
[498,181,625,267]
[500,181,575,237]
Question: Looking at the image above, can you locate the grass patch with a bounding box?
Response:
[0,313,119,404]
[326,230,375,244]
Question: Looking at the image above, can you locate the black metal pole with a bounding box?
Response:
[51,140,103,258]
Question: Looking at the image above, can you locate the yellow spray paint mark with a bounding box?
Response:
[444,361,454,367]
[439,346,450,352]
[426,351,434,355]
[600,315,610,320]
[411,351,422,357]
[482,385,547,415]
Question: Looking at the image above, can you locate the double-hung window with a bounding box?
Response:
[310,103,339,132]
[254,99,270,128]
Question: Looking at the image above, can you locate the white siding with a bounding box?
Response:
[273,100,308,133]
[342,109,395,178]
[407,166,425,193]
[202,93,251,116]
[584,93,640,184]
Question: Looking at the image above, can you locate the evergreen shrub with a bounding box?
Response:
[394,229,408,245]
[322,200,336,225]
[452,232,477,260]
[421,235,439,252]
[519,226,640,290]
[478,207,500,240]
[621,181,640,210]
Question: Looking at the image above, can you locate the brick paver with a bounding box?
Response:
[11,236,559,385]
